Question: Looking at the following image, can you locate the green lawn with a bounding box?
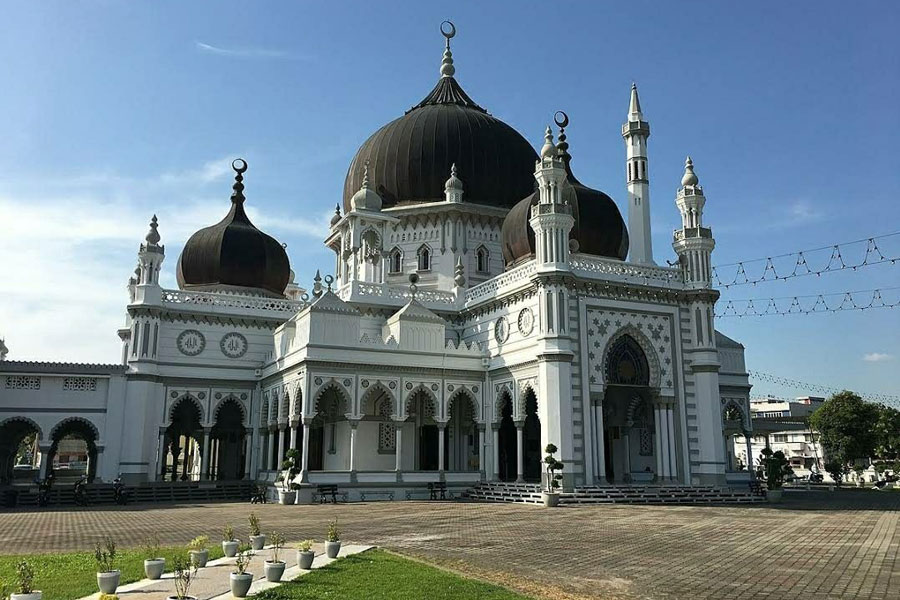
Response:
[0,545,225,600]
[251,549,533,600]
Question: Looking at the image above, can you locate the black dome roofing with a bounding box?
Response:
[342,75,538,211]
[176,160,291,297]
[501,152,629,265]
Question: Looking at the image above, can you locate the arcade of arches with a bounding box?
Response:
[0,417,99,484]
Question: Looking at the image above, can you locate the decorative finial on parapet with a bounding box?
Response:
[330,203,342,226]
[313,269,323,297]
[444,163,464,202]
[408,272,419,300]
[554,111,570,162]
[681,156,699,187]
[231,158,247,204]
[440,21,456,78]
[145,215,161,246]
[540,126,556,159]
[454,257,466,287]
[324,274,334,293]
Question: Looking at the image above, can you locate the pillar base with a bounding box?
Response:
[395,470,404,483]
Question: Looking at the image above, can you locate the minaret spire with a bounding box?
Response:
[440,21,456,78]
[622,83,654,264]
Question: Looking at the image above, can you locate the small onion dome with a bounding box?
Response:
[540,126,557,159]
[349,163,383,211]
[445,163,463,193]
[176,159,291,297]
[330,204,342,226]
[681,156,700,187]
[501,152,628,265]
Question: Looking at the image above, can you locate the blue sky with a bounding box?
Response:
[0,2,897,400]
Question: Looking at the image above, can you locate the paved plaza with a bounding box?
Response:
[1,490,898,600]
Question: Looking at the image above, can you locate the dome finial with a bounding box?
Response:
[681,155,699,187]
[330,203,342,226]
[350,159,383,211]
[540,126,557,159]
[231,158,247,204]
[145,214,161,246]
[554,111,570,162]
[440,21,456,78]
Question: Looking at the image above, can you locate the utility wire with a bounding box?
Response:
[748,371,899,406]
[715,286,900,318]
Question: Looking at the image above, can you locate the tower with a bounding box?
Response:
[529,127,575,271]
[672,157,715,288]
[128,216,165,362]
[622,83,654,264]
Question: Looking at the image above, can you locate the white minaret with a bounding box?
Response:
[622,83,654,264]
[529,127,575,270]
[672,157,715,288]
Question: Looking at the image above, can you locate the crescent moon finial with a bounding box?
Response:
[441,20,456,41]
[232,158,248,174]
[554,111,569,129]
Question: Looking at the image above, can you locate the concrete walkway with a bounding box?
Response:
[75,543,373,600]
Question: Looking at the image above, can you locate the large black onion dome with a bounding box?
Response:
[501,151,629,265]
[342,49,537,211]
[177,159,291,297]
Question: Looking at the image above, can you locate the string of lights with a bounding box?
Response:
[715,286,900,318]
[711,231,900,288]
[748,371,899,406]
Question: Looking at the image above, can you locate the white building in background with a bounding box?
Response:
[0,24,755,498]
[731,397,825,476]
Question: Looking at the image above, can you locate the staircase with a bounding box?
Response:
[463,482,764,505]
[5,480,256,508]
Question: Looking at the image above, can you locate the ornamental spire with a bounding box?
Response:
[540,126,556,159]
[628,82,643,121]
[231,158,248,204]
[681,156,700,187]
[440,21,456,78]
[145,215,161,246]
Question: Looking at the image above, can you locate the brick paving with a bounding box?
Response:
[1,489,898,600]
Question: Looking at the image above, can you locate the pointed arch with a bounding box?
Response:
[0,416,43,441]
[361,381,397,417]
[494,384,514,423]
[313,379,350,416]
[388,246,403,274]
[213,395,247,425]
[280,388,291,421]
[517,379,538,421]
[475,244,490,273]
[416,243,432,271]
[601,326,661,389]
[404,384,438,418]
[169,394,205,425]
[722,399,749,430]
[446,387,479,422]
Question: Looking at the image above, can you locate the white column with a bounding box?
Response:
[277,426,286,467]
[200,429,211,480]
[478,426,486,477]
[659,409,671,479]
[438,425,445,472]
[156,431,166,481]
[349,421,358,472]
[515,423,524,483]
[267,430,276,471]
[666,406,677,481]
[300,422,311,483]
[596,403,606,483]
[289,424,298,452]
[395,425,403,474]
[492,427,500,479]
[654,405,664,481]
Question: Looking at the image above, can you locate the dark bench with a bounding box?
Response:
[428,481,451,500]
[249,484,267,504]
[748,480,765,497]
[315,484,340,504]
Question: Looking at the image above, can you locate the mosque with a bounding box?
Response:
[0,24,755,502]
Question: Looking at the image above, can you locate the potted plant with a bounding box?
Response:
[187,535,210,568]
[10,561,41,600]
[264,532,286,582]
[166,554,198,600]
[759,448,793,502]
[275,449,301,505]
[541,443,564,507]
[325,519,341,558]
[230,546,255,598]
[248,513,266,550]
[222,525,239,558]
[94,537,120,595]
[141,535,165,580]
[296,539,315,570]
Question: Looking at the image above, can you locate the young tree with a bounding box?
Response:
[873,404,900,461]
[809,391,878,471]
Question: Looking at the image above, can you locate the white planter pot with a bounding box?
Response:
[326,540,341,558]
[97,570,120,594]
[767,488,783,503]
[10,593,42,600]
[144,558,165,579]
[297,550,315,570]
[222,540,240,557]
[250,534,266,551]
[265,560,286,582]
[278,490,297,505]
[542,492,560,507]
[189,549,209,567]
[230,572,253,598]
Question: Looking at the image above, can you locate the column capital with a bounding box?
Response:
[349,419,360,429]
[514,420,525,429]
[158,426,168,435]
[392,416,408,424]
[301,416,315,426]
[202,427,212,435]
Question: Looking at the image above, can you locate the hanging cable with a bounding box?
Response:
[712,231,900,288]
[715,286,900,318]
[748,371,899,406]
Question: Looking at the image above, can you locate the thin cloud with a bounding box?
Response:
[194,41,308,61]
[863,352,894,362]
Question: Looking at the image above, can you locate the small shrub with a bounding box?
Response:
[141,535,161,560]
[99,595,119,600]
[233,546,254,575]
[248,513,261,537]
[326,519,340,542]
[759,448,794,490]
[171,554,198,600]
[15,561,35,595]
[94,536,117,573]
[187,535,209,552]
[270,531,285,563]
[298,539,314,552]
[223,524,236,542]
[543,443,564,493]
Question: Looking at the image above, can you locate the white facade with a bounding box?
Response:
[0,27,754,495]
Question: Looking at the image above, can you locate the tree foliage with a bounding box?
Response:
[809,391,878,467]
[873,404,900,461]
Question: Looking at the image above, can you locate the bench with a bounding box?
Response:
[428,481,452,500]
[315,484,340,504]
[249,484,267,504]
[748,480,765,497]
[359,490,395,502]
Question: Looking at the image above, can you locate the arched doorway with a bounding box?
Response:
[446,391,479,471]
[0,419,41,484]
[165,398,202,482]
[310,386,348,471]
[48,419,98,482]
[496,392,517,481]
[211,399,246,480]
[361,384,397,471]
[407,389,438,471]
[522,388,541,483]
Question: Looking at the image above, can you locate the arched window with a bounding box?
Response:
[606,335,650,386]
[389,247,402,274]
[476,246,489,273]
[417,245,431,271]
